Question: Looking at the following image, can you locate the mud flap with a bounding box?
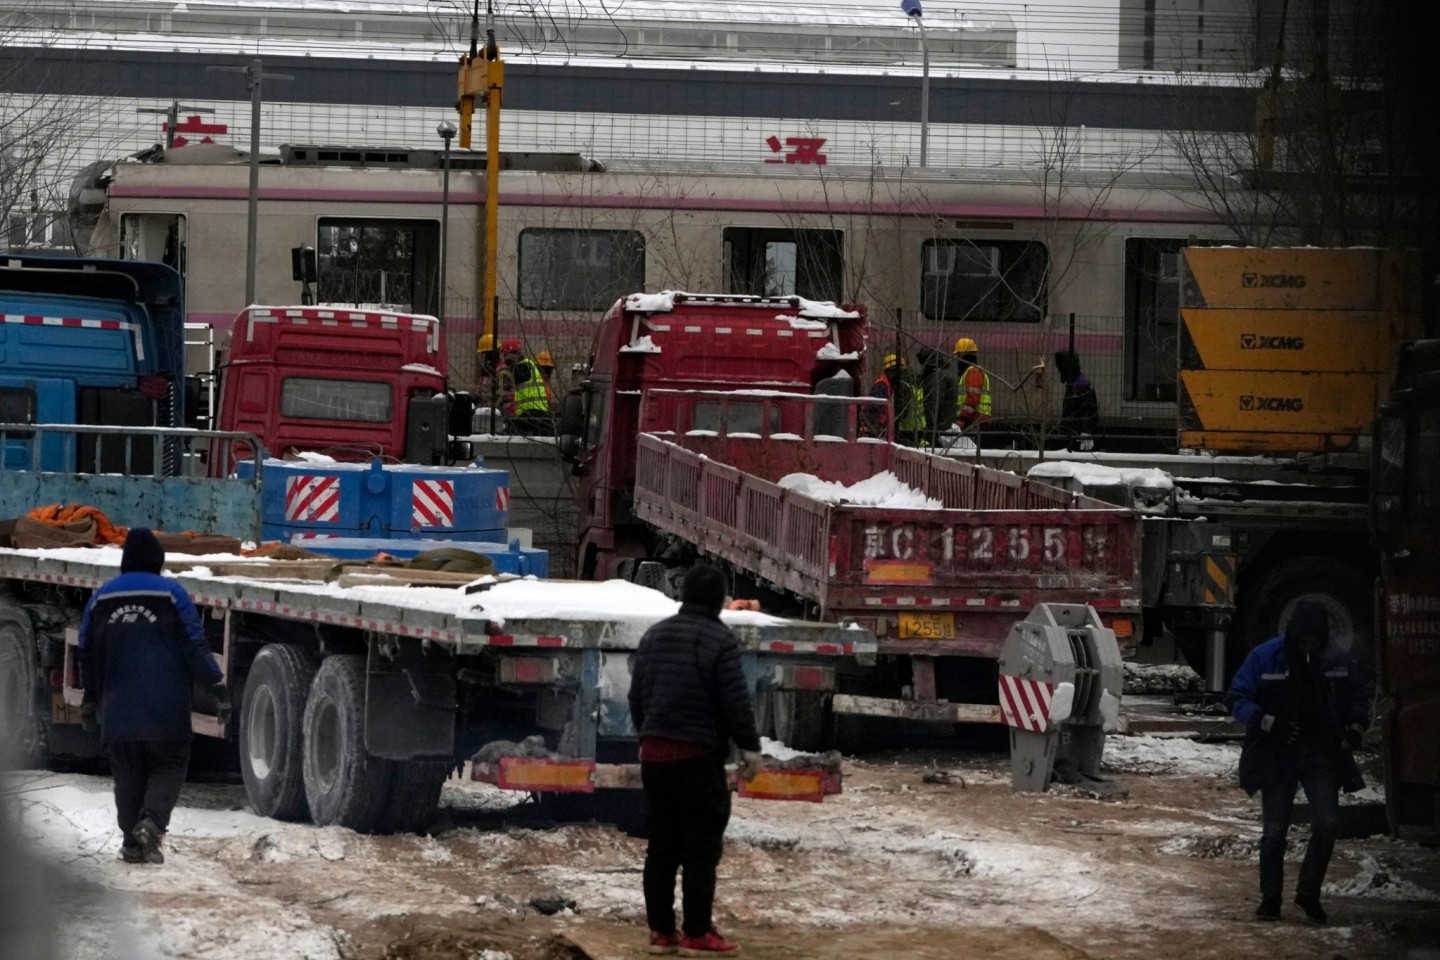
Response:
[365,644,457,759]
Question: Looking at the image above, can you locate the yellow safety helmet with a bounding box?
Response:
[882,352,906,368]
[477,333,496,353]
[537,350,555,367]
[953,337,978,354]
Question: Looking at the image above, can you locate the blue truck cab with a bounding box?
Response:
[0,256,186,473]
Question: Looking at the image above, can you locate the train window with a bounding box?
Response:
[1124,238,1186,402]
[519,229,645,311]
[280,377,392,423]
[920,240,1045,322]
[316,218,439,316]
[723,228,842,302]
[120,214,186,276]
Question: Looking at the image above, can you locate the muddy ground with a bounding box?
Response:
[9,741,1440,960]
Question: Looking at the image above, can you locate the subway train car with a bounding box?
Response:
[78,143,1235,443]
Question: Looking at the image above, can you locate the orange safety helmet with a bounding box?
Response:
[536,350,555,367]
[953,337,978,354]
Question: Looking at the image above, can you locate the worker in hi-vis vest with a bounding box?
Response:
[503,339,554,436]
[953,337,992,430]
[870,351,927,446]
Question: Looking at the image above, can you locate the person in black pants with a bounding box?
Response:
[1226,599,1369,924]
[628,566,762,956]
[79,528,226,865]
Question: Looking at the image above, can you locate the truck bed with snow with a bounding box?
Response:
[635,390,1142,654]
[631,390,1141,738]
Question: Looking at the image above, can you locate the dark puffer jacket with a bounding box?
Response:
[628,604,760,753]
[79,572,222,742]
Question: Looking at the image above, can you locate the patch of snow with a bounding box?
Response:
[625,291,678,312]
[1028,461,1174,490]
[830,368,852,379]
[760,737,809,761]
[620,335,662,354]
[685,429,719,437]
[778,470,942,510]
[770,432,803,440]
[1325,856,1440,901]
[292,450,337,463]
[816,342,860,361]
[399,362,443,376]
[782,315,829,331]
[1102,734,1239,777]
[794,296,860,320]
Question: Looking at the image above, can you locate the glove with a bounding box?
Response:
[736,749,764,783]
[80,701,98,734]
[1342,724,1365,752]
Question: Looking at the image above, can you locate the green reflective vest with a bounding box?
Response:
[511,358,551,415]
[959,366,992,417]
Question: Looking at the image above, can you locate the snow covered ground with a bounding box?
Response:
[4,738,1436,960]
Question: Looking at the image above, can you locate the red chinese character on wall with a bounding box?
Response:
[765,136,828,165]
[167,115,229,147]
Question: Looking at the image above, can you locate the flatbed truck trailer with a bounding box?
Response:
[0,538,872,831]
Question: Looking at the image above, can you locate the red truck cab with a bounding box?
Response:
[559,292,867,579]
[214,305,467,469]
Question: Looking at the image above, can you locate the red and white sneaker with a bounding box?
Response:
[679,929,740,956]
[647,930,681,955]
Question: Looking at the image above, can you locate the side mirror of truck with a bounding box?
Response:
[405,394,450,465]
[446,390,474,439]
[183,376,207,429]
[558,388,586,463]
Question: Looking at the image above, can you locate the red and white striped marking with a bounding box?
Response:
[1,314,145,360]
[284,475,341,523]
[494,487,510,512]
[245,306,439,352]
[998,674,1055,733]
[412,479,455,528]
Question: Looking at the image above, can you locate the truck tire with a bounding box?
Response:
[0,606,38,768]
[375,760,450,834]
[770,691,829,752]
[302,655,391,832]
[1233,557,1374,678]
[239,644,317,821]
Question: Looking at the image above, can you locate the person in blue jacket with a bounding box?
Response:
[79,528,225,865]
[1225,599,1368,925]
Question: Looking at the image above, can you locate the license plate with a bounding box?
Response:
[898,612,955,640]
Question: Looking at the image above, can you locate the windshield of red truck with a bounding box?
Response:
[279,377,392,423]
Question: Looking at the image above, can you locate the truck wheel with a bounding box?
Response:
[1233,557,1373,678]
[239,644,316,821]
[0,607,38,767]
[302,655,391,832]
[771,691,829,752]
[375,761,450,834]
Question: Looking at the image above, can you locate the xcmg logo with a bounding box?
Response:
[1240,333,1305,350]
[1240,395,1305,412]
[1241,272,1307,289]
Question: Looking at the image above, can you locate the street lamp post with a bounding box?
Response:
[436,121,457,327]
[901,0,930,167]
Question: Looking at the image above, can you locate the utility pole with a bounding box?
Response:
[209,59,292,307]
[136,101,215,149]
